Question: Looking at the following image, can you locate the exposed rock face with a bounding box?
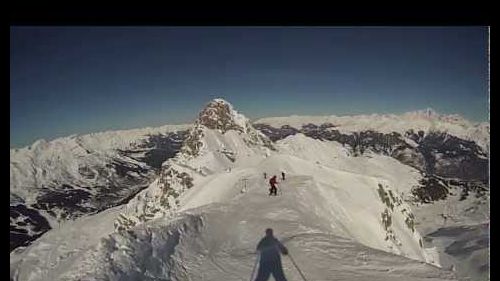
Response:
[254,123,301,142]
[10,204,50,251]
[197,99,246,133]
[180,124,205,157]
[410,175,488,204]
[405,130,488,182]
[119,131,189,169]
[196,98,274,150]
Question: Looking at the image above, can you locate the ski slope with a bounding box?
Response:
[11,173,456,281]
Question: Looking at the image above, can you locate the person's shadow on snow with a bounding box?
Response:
[253,228,289,281]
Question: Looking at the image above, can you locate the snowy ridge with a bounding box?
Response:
[11,124,191,152]
[10,124,190,203]
[254,109,489,152]
[115,99,274,229]
[11,159,454,280]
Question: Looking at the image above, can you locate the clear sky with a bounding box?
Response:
[10,26,489,148]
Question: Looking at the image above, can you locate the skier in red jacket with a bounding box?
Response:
[269,175,278,196]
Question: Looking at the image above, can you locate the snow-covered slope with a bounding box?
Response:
[11,172,456,281]
[254,109,490,281]
[10,204,125,281]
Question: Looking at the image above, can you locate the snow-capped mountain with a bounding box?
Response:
[255,108,489,153]
[254,110,489,187]
[10,124,190,251]
[10,100,488,281]
[114,99,274,230]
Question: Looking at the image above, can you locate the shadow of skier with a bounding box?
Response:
[253,228,289,281]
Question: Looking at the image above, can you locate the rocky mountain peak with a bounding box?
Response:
[181,98,274,157]
[196,98,248,133]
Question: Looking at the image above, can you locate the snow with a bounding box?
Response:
[11,130,459,280]
[118,123,272,225]
[12,101,482,281]
[423,223,489,281]
[10,124,190,204]
[411,191,489,236]
[72,124,189,153]
[11,173,456,281]
[10,205,126,281]
[274,134,421,195]
[254,110,489,152]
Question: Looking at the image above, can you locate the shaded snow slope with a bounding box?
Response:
[411,190,489,281]
[425,223,489,281]
[11,175,456,281]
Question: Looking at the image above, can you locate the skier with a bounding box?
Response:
[254,228,288,281]
[264,172,267,179]
[269,175,278,196]
[281,171,285,181]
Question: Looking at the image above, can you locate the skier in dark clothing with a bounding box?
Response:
[281,171,285,181]
[264,172,267,179]
[254,228,288,281]
[269,175,278,196]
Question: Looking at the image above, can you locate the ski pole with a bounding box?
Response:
[288,253,308,281]
[249,252,260,281]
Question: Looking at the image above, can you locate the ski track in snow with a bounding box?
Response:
[11,175,457,281]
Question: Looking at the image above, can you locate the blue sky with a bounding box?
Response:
[10,27,488,148]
